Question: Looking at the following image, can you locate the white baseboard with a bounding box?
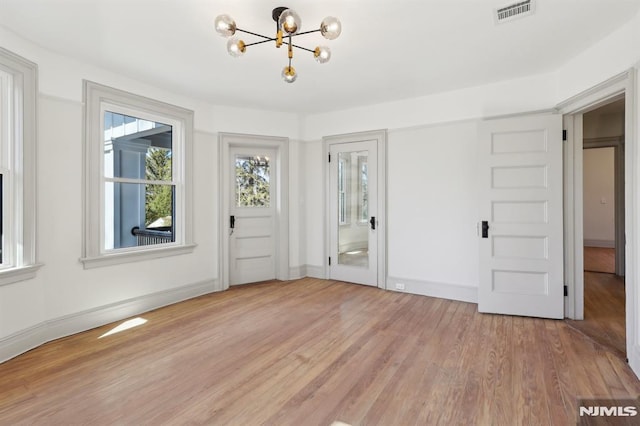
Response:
[0,279,219,364]
[305,265,325,279]
[584,239,615,248]
[0,322,48,365]
[386,276,478,304]
[629,345,640,380]
[289,265,306,280]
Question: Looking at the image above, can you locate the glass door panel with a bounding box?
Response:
[337,150,369,268]
[235,154,271,207]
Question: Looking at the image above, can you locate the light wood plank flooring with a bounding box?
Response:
[1,278,639,425]
[584,246,616,274]
[567,272,626,358]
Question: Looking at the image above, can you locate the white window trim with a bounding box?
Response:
[0,48,41,287]
[81,81,195,268]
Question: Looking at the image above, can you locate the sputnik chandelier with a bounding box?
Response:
[214,7,342,83]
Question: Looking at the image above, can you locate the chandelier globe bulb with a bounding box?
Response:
[320,16,341,40]
[214,14,236,37]
[278,9,301,35]
[282,66,298,83]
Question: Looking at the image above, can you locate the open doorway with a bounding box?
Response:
[572,98,626,357]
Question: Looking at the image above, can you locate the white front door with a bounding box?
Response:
[478,114,564,319]
[328,140,378,286]
[229,147,277,285]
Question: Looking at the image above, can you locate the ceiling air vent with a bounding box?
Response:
[495,0,535,24]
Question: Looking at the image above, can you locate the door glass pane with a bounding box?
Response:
[236,154,270,207]
[338,150,369,267]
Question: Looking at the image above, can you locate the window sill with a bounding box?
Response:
[80,244,197,269]
[0,264,44,287]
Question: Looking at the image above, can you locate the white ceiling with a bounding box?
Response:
[1,0,638,114]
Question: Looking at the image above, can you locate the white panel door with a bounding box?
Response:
[329,140,378,286]
[478,114,564,319]
[229,147,277,285]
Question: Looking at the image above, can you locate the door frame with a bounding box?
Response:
[323,130,387,289]
[558,69,636,368]
[219,133,289,289]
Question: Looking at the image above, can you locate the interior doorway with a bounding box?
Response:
[573,99,627,356]
[219,133,290,289]
[323,130,387,288]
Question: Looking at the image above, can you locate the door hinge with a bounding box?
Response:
[328,256,331,266]
[562,129,567,141]
[564,285,568,296]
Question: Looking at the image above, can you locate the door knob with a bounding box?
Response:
[370,216,376,230]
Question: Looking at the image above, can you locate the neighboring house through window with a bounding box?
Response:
[0,48,39,285]
[81,81,194,268]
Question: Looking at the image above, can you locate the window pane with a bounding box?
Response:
[103,111,172,181]
[235,155,270,207]
[104,182,174,250]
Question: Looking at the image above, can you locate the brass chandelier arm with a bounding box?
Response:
[290,44,315,54]
[243,38,277,48]
[236,28,274,40]
[236,28,318,54]
[237,27,320,42]
[289,29,321,37]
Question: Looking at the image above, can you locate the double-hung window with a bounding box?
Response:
[0,48,39,285]
[81,81,194,268]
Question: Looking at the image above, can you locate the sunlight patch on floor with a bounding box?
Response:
[98,317,148,339]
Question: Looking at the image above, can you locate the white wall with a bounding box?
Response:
[302,72,557,141]
[555,11,640,104]
[387,123,479,294]
[0,26,304,361]
[302,140,324,276]
[583,147,616,246]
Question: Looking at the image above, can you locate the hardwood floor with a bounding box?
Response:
[584,246,616,274]
[1,278,639,425]
[566,272,626,358]
[569,245,626,357]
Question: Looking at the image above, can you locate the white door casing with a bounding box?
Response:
[324,130,387,288]
[328,140,378,286]
[557,69,636,376]
[478,114,564,319]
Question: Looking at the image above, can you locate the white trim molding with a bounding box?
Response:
[81,81,195,268]
[304,264,325,279]
[323,129,388,289]
[387,276,478,304]
[559,68,638,378]
[0,279,218,363]
[0,47,40,285]
[219,133,290,289]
